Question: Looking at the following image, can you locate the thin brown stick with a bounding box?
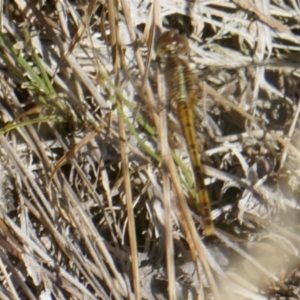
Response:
[157,67,177,300]
[118,101,140,298]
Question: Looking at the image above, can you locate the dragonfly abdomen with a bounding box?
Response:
[177,100,215,236]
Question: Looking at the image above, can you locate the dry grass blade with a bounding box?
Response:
[167,156,221,299]
[50,125,103,181]
[156,67,176,300]
[233,0,290,33]
[117,100,140,298]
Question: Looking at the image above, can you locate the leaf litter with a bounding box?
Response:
[0,0,300,299]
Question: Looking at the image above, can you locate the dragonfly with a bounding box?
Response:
[154,30,215,236]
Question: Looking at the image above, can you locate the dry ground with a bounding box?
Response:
[0,1,300,299]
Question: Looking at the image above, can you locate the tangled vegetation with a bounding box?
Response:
[0,1,300,299]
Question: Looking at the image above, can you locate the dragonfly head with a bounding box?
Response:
[155,30,189,58]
